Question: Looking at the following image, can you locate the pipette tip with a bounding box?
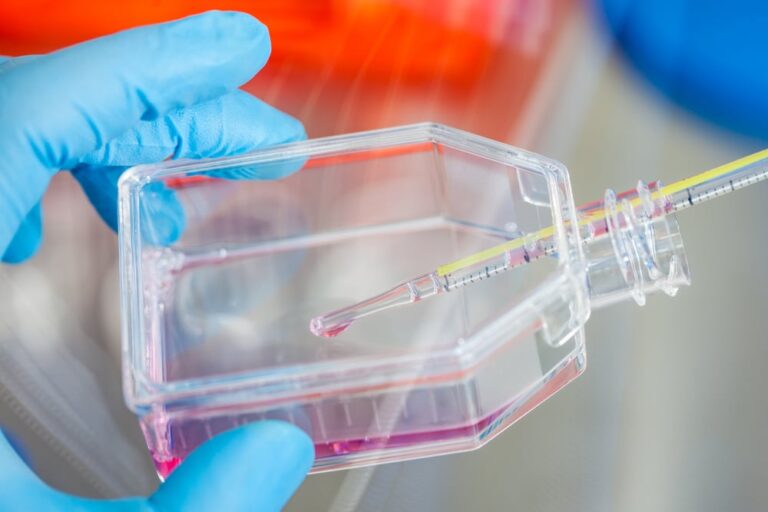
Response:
[309,317,352,338]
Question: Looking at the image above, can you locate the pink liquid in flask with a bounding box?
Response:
[147,357,579,478]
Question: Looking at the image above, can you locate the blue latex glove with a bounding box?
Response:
[0,10,307,262]
[0,10,314,511]
[0,422,313,511]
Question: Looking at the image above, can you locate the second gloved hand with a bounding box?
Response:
[0,421,313,512]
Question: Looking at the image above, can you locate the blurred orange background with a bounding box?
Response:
[0,0,574,139]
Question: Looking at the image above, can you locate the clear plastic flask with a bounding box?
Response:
[118,123,688,476]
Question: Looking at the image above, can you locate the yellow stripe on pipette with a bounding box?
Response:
[657,148,768,197]
[436,148,768,277]
[437,226,556,276]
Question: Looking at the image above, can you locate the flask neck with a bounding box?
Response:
[582,181,691,309]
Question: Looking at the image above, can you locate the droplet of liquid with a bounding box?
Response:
[309,317,352,338]
[152,455,182,480]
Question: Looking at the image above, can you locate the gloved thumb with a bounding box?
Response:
[150,421,314,512]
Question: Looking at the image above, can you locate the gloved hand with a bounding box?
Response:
[0,421,313,511]
[0,10,314,511]
[0,10,307,261]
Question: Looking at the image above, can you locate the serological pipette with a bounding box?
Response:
[310,148,768,338]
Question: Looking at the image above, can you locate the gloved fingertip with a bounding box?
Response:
[153,421,313,512]
[254,102,307,146]
[71,166,122,233]
[1,238,41,265]
[188,10,267,40]
[206,420,315,479]
[240,421,314,475]
[73,166,185,245]
[281,116,308,143]
[140,212,185,246]
[1,204,43,264]
[139,182,186,246]
[166,10,271,70]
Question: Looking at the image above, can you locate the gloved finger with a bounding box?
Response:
[68,166,123,237]
[1,203,42,264]
[71,91,306,238]
[1,10,272,172]
[138,181,187,246]
[151,421,314,512]
[0,11,273,255]
[70,165,186,246]
[78,90,306,166]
